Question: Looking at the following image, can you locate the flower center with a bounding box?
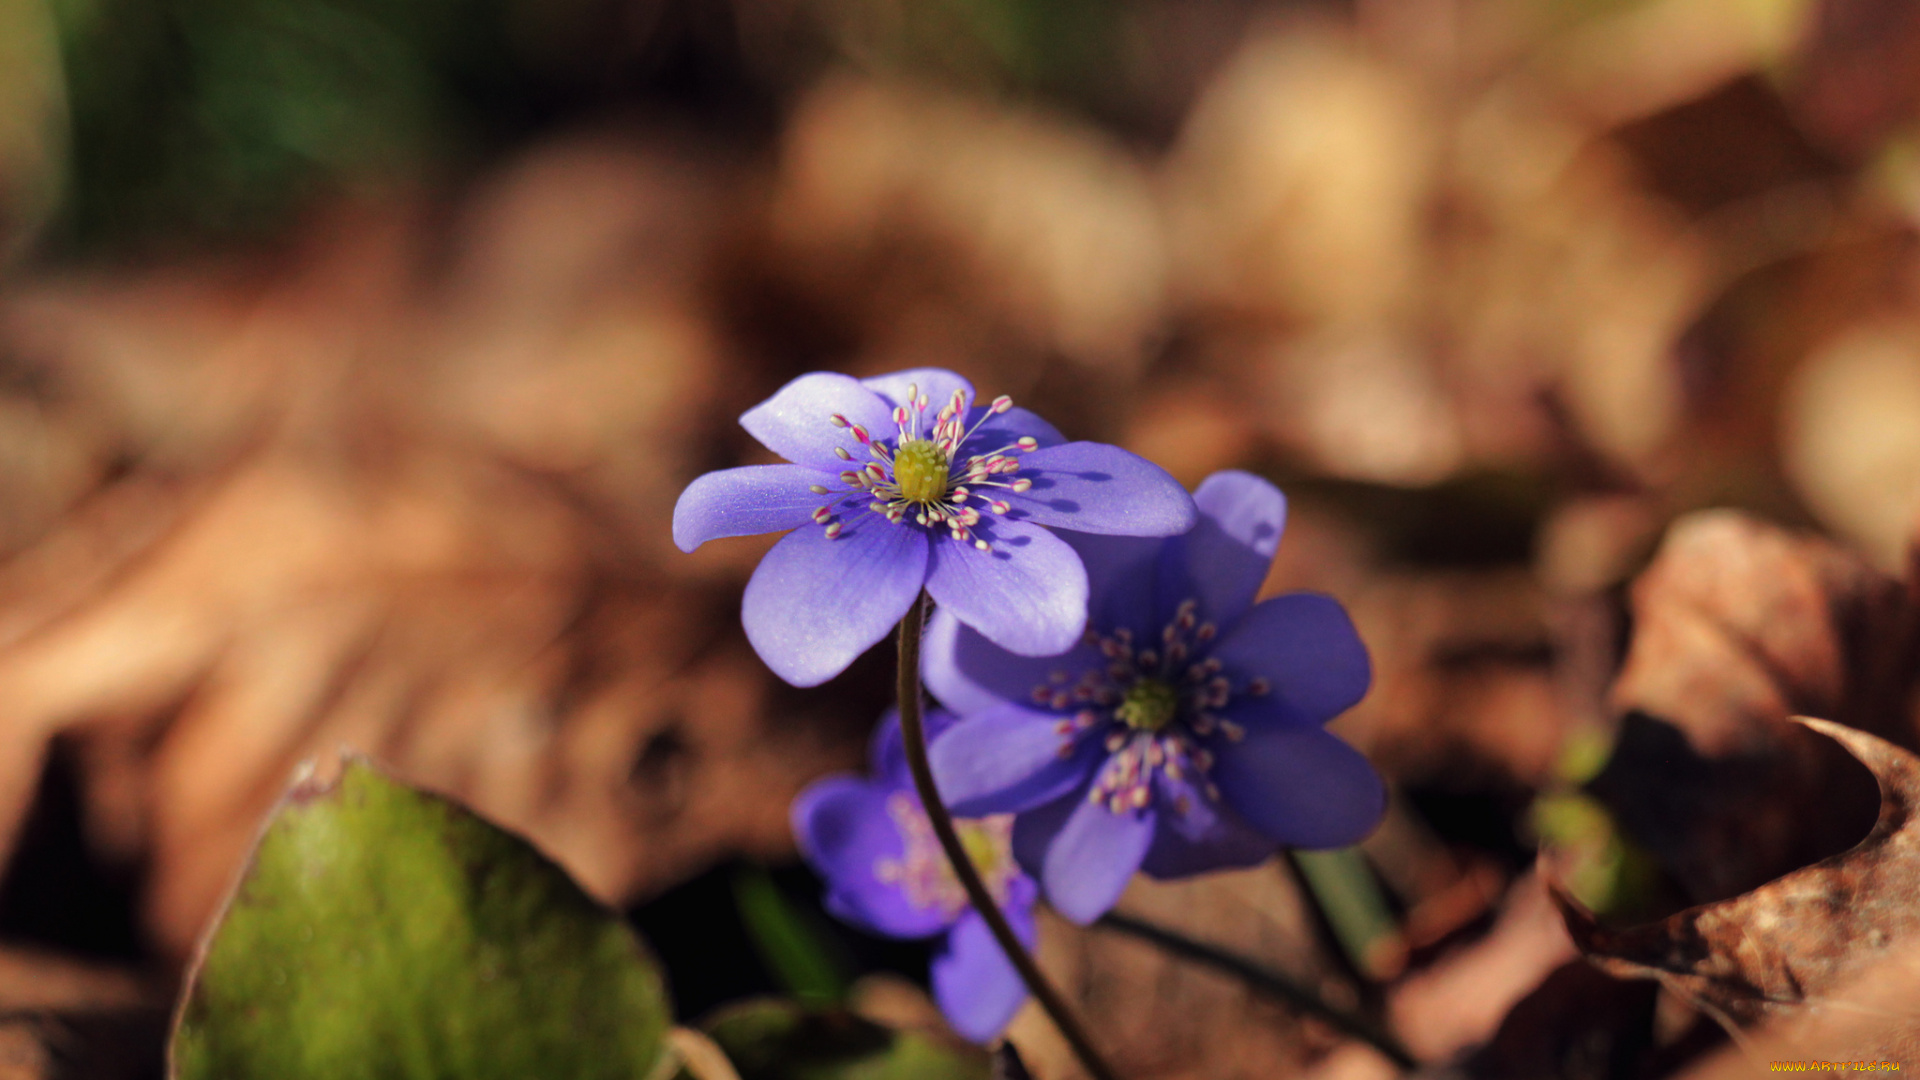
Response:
[812,383,1038,551]
[893,438,949,504]
[875,793,1018,917]
[957,819,1011,881]
[1116,678,1177,732]
[1027,598,1274,818]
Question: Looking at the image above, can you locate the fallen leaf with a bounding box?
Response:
[1672,939,1920,1076]
[1591,510,1916,903]
[1005,864,1339,1079]
[1388,872,1576,1064]
[1782,320,1920,575]
[1560,717,1920,1031]
[1456,961,1660,1080]
[771,76,1166,374]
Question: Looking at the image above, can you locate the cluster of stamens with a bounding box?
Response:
[1028,599,1272,817]
[807,383,1038,550]
[874,793,1019,916]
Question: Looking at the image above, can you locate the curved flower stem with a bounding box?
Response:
[1094,912,1418,1071]
[895,593,1121,1080]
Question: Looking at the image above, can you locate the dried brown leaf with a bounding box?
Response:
[1592,510,1916,902]
[1005,866,1336,1080]
[1561,717,1920,1029]
[1388,872,1577,1064]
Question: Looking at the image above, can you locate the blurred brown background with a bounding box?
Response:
[1,0,1919,1076]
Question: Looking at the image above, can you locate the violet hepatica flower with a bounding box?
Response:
[924,470,1384,924]
[792,709,1036,1044]
[672,369,1195,686]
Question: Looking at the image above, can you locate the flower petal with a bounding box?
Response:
[931,896,1037,1044]
[743,515,927,687]
[868,707,961,786]
[1139,774,1275,878]
[861,368,975,413]
[671,464,836,553]
[1209,720,1385,849]
[1037,796,1154,925]
[1060,531,1163,642]
[741,372,899,471]
[1156,470,1287,630]
[920,607,1104,716]
[791,777,951,938]
[1001,442,1196,538]
[926,518,1088,657]
[929,702,1100,816]
[1209,592,1371,723]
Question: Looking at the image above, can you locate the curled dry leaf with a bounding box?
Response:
[1672,938,1920,1075]
[1559,717,1920,1030]
[1591,509,1916,902]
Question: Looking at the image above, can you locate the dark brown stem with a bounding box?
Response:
[895,592,1121,1080]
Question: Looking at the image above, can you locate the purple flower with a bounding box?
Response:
[791,710,1037,1044]
[923,471,1385,924]
[673,369,1195,686]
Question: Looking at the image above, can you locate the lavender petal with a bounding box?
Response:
[741,372,899,471]
[1209,592,1371,723]
[1209,719,1385,849]
[926,518,1088,658]
[1001,442,1196,538]
[743,514,927,686]
[672,464,836,553]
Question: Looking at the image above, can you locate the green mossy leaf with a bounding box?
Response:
[170,758,671,1080]
[697,999,988,1080]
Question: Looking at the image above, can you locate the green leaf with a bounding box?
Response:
[170,758,672,1080]
[698,999,988,1080]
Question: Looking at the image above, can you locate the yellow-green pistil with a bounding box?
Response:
[876,793,1018,914]
[893,438,950,504]
[1116,678,1179,732]
[958,819,1009,880]
[813,384,1038,549]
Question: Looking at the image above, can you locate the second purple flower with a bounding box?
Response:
[924,471,1386,924]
